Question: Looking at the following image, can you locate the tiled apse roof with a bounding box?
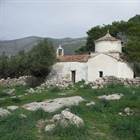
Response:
[57,55,90,62]
[95,33,120,42]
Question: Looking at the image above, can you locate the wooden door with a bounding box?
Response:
[71,71,76,83]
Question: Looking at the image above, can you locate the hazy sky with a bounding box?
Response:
[0,0,140,40]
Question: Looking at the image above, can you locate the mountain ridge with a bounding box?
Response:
[0,36,87,56]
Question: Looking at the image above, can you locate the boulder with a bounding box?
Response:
[0,108,10,117]
[22,96,84,112]
[98,94,123,100]
[124,107,134,115]
[26,88,36,93]
[52,109,84,127]
[86,101,95,106]
[3,88,16,95]
[7,105,19,110]
[45,124,55,133]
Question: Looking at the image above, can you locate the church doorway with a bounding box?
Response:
[71,71,76,83]
[99,71,103,78]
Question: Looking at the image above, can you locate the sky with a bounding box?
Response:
[0,0,140,40]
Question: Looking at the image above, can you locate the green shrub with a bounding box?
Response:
[49,87,61,92]
[99,99,111,108]
[82,84,92,89]
[11,97,22,103]
[106,82,124,89]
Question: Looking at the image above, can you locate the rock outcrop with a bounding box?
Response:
[45,109,84,133]
[52,109,84,127]
[98,94,123,100]
[22,96,84,112]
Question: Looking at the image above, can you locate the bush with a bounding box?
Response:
[99,99,111,108]
[106,82,124,89]
[49,87,61,92]
[11,97,22,103]
[82,84,92,89]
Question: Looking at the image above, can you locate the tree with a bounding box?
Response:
[8,55,18,78]
[75,14,140,54]
[124,37,140,63]
[28,38,56,79]
[0,52,9,78]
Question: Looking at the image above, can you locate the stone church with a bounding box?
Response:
[49,32,134,83]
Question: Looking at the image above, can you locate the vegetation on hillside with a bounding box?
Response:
[75,14,140,76]
[0,39,56,79]
[75,14,140,62]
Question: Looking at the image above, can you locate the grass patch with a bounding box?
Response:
[106,82,125,89]
[111,116,140,139]
[50,124,89,140]
[0,84,140,140]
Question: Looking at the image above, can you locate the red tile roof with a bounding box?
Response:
[95,33,120,42]
[57,55,90,62]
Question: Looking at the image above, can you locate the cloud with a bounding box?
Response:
[0,0,140,40]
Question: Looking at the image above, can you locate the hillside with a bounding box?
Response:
[0,36,86,56]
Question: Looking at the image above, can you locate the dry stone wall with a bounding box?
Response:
[0,76,39,86]
[89,76,140,88]
[0,75,140,88]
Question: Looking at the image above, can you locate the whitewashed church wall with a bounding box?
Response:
[49,62,88,82]
[87,54,119,81]
[95,41,122,53]
[118,62,134,78]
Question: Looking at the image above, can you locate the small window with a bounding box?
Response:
[99,71,103,78]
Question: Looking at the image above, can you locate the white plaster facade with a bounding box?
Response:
[95,41,122,53]
[51,62,88,82]
[51,33,134,82]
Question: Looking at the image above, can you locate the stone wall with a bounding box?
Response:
[89,76,140,88]
[0,76,39,86]
[0,75,140,88]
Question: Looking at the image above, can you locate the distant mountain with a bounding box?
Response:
[0,36,87,56]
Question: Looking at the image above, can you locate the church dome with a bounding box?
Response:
[94,31,122,53]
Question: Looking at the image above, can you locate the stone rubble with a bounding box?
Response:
[89,76,140,88]
[41,75,73,89]
[0,108,11,117]
[124,107,134,115]
[3,88,16,95]
[22,96,85,112]
[0,75,139,90]
[118,107,134,116]
[98,94,123,100]
[86,101,95,106]
[41,75,140,89]
[7,105,19,110]
[45,124,55,133]
[0,76,39,86]
[52,109,84,127]
[45,108,84,133]
[26,88,36,94]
